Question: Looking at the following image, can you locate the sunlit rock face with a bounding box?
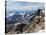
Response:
[5,1,45,34]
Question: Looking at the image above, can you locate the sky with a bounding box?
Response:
[6,0,44,17]
[6,1,44,11]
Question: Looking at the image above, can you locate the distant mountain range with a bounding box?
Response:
[6,10,38,24]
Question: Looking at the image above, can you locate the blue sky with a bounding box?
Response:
[6,0,44,17]
[6,0,44,15]
[6,1,44,11]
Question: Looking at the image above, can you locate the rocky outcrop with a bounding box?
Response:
[5,9,45,34]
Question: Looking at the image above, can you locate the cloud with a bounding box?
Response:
[15,6,39,10]
[6,1,44,11]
